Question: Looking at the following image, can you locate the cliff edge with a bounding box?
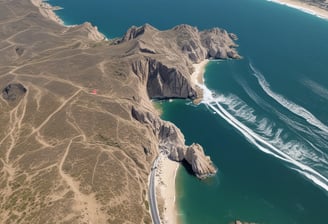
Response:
[119,23,239,177]
[0,0,239,223]
[118,24,240,100]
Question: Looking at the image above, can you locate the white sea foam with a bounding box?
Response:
[303,79,328,101]
[250,64,328,134]
[224,75,328,162]
[220,94,257,123]
[236,75,308,138]
[199,83,328,192]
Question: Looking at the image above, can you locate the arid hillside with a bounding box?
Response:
[0,0,239,223]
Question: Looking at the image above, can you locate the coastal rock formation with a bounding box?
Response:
[119,24,240,100]
[121,24,240,61]
[0,0,238,223]
[185,144,217,179]
[200,28,240,59]
[147,59,198,99]
[131,106,217,178]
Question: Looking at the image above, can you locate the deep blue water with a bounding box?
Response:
[49,0,328,223]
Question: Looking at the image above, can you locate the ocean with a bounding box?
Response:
[49,0,328,223]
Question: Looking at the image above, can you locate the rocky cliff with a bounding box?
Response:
[119,24,240,100]
[121,23,240,178]
[0,0,238,223]
[131,106,217,178]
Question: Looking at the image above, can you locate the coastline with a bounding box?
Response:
[156,155,180,224]
[31,0,65,25]
[19,0,328,223]
[28,2,183,224]
[156,59,210,223]
[191,59,210,104]
[154,60,211,224]
[191,59,209,86]
[267,0,328,20]
[28,1,215,224]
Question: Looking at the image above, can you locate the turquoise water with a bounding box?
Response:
[49,0,328,223]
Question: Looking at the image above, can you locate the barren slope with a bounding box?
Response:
[0,0,239,223]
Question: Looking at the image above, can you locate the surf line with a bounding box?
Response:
[250,63,328,135]
[236,75,328,159]
[199,84,328,192]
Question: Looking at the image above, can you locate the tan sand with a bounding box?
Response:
[267,0,328,20]
[191,59,209,86]
[31,0,65,25]
[156,155,180,224]
[190,59,210,104]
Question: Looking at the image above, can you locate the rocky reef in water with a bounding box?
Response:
[0,0,239,223]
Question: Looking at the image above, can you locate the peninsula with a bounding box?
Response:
[0,0,239,223]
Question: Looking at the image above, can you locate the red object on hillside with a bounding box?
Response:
[91,89,97,94]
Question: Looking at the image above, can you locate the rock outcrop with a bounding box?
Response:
[146,59,198,99]
[200,28,240,59]
[118,24,240,100]
[2,83,27,102]
[132,106,217,178]
[121,23,241,178]
[185,143,217,179]
[119,24,241,178]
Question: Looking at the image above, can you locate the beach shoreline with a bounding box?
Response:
[154,60,210,224]
[191,59,209,86]
[156,155,180,224]
[191,59,210,104]
[31,0,66,25]
[267,0,328,20]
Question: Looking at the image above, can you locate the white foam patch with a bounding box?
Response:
[198,83,328,192]
[303,79,328,101]
[250,64,328,135]
[236,72,328,166]
[219,94,257,123]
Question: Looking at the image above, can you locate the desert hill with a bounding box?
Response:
[0,0,239,223]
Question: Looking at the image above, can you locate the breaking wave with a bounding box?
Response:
[250,64,328,135]
[198,79,328,192]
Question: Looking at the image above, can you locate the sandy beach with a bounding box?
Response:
[156,154,179,224]
[190,59,210,104]
[267,0,328,20]
[152,60,210,223]
[191,59,209,86]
